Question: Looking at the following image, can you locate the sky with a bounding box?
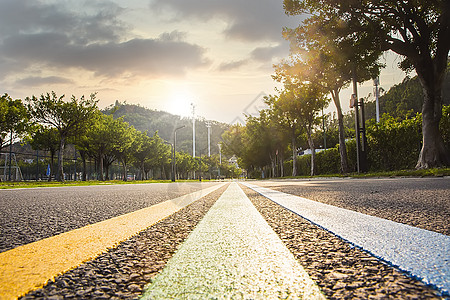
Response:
[0,0,407,124]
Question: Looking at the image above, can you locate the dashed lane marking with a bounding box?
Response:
[141,182,326,299]
[243,182,450,296]
[0,183,226,300]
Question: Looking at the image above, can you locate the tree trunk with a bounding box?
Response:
[416,74,450,168]
[331,89,349,173]
[49,151,55,182]
[56,136,65,182]
[79,150,87,181]
[122,159,128,181]
[307,125,315,176]
[279,151,284,177]
[292,128,297,177]
[105,161,110,181]
[99,153,104,181]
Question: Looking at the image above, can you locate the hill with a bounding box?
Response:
[365,69,450,120]
[102,101,229,156]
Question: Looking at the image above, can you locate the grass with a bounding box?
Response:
[0,179,174,189]
[0,168,448,189]
[280,167,450,179]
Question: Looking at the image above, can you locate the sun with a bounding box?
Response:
[163,82,193,117]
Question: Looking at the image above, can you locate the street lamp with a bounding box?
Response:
[218,143,222,178]
[173,125,186,182]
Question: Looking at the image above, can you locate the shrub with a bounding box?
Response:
[367,113,422,171]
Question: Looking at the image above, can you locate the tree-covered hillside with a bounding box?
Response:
[365,70,450,120]
[102,101,229,156]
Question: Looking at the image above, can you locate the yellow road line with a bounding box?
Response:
[0,183,226,300]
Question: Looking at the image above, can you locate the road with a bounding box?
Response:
[250,177,450,235]
[0,182,220,252]
[0,178,448,299]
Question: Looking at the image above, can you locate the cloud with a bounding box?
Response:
[0,0,127,43]
[250,45,289,62]
[217,44,289,72]
[1,32,210,78]
[0,0,210,82]
[218,59,250,72]
[16,76,74,87]
[150,0,302,42]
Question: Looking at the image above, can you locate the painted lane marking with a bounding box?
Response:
[243,182,450,296]
[0,183,226,300]
[141,183,325,299]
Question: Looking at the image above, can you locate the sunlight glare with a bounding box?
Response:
[164,82,193,118]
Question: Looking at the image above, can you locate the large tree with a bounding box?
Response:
[284,0,450,168]
[28,125,60,181]
[265,93,303,176]
[276,13,383,173]
[27,92,98,181]
[0,94,29,150]
[282,82,328,176]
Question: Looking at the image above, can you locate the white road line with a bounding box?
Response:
[243,182,450,296]
[141,183,325,299]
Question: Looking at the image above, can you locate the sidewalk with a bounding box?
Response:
[141,183,325,299]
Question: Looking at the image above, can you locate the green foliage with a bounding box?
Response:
[367,113,422,171]
[103,102,228,156]
[27,92,99,181]
[0,94,29,149]
[440,105,450,151]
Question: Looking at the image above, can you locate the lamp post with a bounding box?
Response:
[218,143,222,178]
[206,122,211,157]
[173,125,186,182]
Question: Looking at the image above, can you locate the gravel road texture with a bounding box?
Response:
[20,184,229,299]
[240,185,445,299]
[0,182,220,252]
[251,177,450,235]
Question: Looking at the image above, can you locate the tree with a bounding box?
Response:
[27,92,98,181]
[283,82,328,176]
[265,93,303,176]
[28,125,60,181]
[0,94,29,150]
[131,131,153,180]
[276,13,383,173]
[112,124,138,181]
[284,0,450,168]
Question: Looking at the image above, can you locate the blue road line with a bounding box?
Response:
[243,182,450,296]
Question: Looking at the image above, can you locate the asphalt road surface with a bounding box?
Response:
[251,177,450,235]
[0,178,448,299]
[0,182,221,252]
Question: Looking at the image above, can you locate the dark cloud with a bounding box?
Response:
[0,0,210,81]
[150,0,302,42]
[16,76,74,87]
[0,0,127,43]
[1,32,210,78]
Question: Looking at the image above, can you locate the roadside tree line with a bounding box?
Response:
[221,0,450,177]
[0,92,239,182]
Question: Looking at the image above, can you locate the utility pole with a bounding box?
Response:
[322,106,327,149]
[351,67,368,173]
[374,77,380,123]
[218,143,222,178]
[8,131,12,181]
[191,103,196,158]
[206,122,211,157]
